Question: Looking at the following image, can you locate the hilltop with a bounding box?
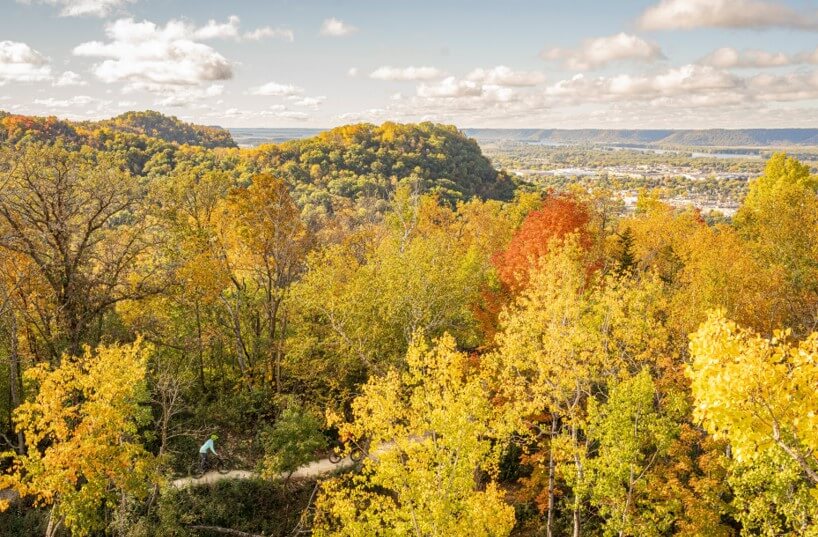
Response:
[0,112,516,213]
[0,110,236,149]
[247,122,517,209]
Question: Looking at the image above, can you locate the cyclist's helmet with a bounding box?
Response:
[210,434,219,441]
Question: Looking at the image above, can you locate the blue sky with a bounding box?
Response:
[2,0,818,128]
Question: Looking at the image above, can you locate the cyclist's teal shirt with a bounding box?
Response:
[199,439,217,454]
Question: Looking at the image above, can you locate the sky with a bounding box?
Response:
[2,0,818,128]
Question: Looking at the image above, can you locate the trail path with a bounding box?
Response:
[171,454,358,489]
[0,456,353,504]
[0,488,18,504]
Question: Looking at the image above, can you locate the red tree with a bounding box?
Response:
[494,194,592,292]
[475,194,593,342]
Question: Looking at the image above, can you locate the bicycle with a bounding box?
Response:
[189,454,231,479]
[328,438,367,464]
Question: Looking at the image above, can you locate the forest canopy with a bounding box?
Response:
[1,112,818,537]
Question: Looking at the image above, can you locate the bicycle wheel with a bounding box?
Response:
[216,459,230,475]
[350,448,365,462]
[328,452,342,464]
[189,463,204,479]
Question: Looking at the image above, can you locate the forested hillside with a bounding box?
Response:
[0,110,237,149]
[2,114,818,536]
[90,111,237,148]
[248,122,517,213]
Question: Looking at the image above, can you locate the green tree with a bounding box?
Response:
[585,370,680,537]
[258,403,327,482]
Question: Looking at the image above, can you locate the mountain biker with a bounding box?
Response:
[199,434,219,472]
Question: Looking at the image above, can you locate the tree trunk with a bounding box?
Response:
[267,298,280,391]
[44,507,62,537]
[194,302,206,391]
[620,414,640,537]
[6,308,24,454]
[227,293,248,375]
[773,421,818,485]
[546,415,558,537]
[571,419,583,537]
[275,311,287,394]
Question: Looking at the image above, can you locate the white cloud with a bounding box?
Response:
[701,47,792,68]
[191,16,293,43]
[746,71,818,102]
[543,33,664,70]
[154,84,224,107]
[0,41,52,84]
[250,81,304,96]
[369,66,444,81]
[417,77,482,98]
[416,76,518,104]
[638,0,818,30]
[16,0,134,17]
[290,96,325,109]
[243,27,294,42]
[544,65,739,103]
[466,66,545,87]
[73,18,233,93]
[33,95,95,108]
[347,67,359,77]
[274,110,309,121]
[699,46,818,68]
[336,108,389,123]
[54,70,86,86]
[536,64,818,110]
[194,15,241,40]
[320,17,357,37]
[206,106,310,123]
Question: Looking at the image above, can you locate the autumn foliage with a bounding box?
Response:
[493,193,592,292]
[4,111,818,536]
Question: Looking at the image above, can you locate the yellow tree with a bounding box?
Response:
[689,311,818,533]
[288,192,486,407]
[689,312,818,484]
[0,339,156,537]
[486,237,678,537]
[216,173,312,388]
[733,153,818,335]
[121,165,234,390]
[313,334,515,537]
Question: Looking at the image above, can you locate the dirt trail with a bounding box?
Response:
[0,454,359,497]
[170,454,357,489]
[0,488,18,504]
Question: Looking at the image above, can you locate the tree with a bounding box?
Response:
[313,334,515,536]
[584,370,679,537]
[0,339,157,537]
[689,312,818,485]
[216,173,313,388]
[728,449,818,536]
[288,192,485,407]
[486,239,675,537]
[733,153,818,335]
[119,164,234,393]
[492,194,592,293]
[258,403,327,482]
[0,144,157,360]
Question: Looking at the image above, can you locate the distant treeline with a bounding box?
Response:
[465,128,818,147]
